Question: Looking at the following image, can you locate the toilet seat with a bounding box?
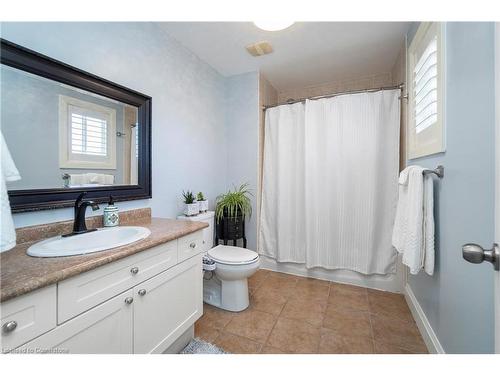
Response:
[208,245,259,265]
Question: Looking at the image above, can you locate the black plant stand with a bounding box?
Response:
[215,214,247,248]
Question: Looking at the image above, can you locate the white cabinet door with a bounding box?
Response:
[177,231,203,262]
[201,222,214,252]
[133,254,203,353]
[21,290,134,354]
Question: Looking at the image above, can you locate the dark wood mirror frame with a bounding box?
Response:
[1,39,152,212]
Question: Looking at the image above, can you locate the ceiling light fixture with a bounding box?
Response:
[253,21,294,32]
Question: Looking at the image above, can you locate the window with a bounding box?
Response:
[70,109,107,156]
[59,95,116,169]
[408,22,445,159]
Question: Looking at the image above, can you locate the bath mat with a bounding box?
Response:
[180,338,228,354]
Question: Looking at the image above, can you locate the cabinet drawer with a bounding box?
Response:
[1,285,56,352]
[21,289,133,354]
[177,230,203,262]
[58,240,177,323]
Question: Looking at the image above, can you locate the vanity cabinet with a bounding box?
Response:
[1,230,203,354]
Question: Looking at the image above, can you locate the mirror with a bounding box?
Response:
[2,65,140,190]
[1,39,151,212]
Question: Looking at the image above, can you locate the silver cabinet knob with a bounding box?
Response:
[124,297,134,304]
[138,289,147,296]
[462,243,499,270]
[190,242,197,249]
[130,267,139,275]
[2,321,18,334]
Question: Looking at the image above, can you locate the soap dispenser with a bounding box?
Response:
[103,196,119,227]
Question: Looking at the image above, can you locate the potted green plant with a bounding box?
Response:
[197,191,208,213]
[215,183,252,246]
[182,190,199,216]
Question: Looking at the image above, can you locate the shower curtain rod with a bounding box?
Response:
[263,83,406,110]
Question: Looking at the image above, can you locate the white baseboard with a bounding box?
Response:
[404,284,445,354]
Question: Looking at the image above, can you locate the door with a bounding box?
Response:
[133,254,203,354]
[495,22,500,354]
[21,289,133,354]
[462,24,500,353]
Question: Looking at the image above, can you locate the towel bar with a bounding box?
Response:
[423,165,444,178]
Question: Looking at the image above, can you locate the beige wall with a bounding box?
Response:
[257,73,278,246]
[276,64,406,171]
[258,74,278,187]
[390,40,407,170]
[277,72,393,103]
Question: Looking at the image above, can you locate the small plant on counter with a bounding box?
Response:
[182,190,199,216]
[182,190,195,204]
[197,191,208,213]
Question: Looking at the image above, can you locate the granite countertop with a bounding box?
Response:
[0,217,208,303]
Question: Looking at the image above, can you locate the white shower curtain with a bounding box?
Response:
[259,90,400,275]
[259,102,306,262]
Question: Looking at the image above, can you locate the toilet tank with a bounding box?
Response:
[176,211,214,253]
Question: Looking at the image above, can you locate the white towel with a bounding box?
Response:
[423,175,435,275]
[1,132,21,252]
[68,173,87,185]
[87,173,114,185]
[392,166,435,275]
[69,173,114,186]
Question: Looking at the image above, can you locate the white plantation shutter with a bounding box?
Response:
[71,112,108,156]
[408,22,445,159]
[414,36,438,134]
[59,95,116,169]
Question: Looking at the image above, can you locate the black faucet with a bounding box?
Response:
[63,192,100,237]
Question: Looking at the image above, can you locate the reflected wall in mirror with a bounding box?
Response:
[1,39,151,212]
[1,65,139,190]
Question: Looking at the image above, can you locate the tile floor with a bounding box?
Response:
[194,270,428,354]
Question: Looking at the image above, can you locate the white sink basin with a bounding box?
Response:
[27,226,151,258]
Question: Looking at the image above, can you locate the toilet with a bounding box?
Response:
[177,211,260,312]
[205,245,260,311]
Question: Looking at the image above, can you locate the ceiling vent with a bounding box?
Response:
[245,41,273,57]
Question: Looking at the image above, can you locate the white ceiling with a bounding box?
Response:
[160,22,412,92]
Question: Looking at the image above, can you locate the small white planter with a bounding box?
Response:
[198,200,208,212]
[184,202,199,216]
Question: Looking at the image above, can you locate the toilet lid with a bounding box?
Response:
[208,245,259,265]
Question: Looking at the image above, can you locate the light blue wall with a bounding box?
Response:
[225,72,260,250]
[408,22,495,353]
[0,22,258,228]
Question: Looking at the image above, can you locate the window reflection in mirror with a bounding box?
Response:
[1,64,139,190]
